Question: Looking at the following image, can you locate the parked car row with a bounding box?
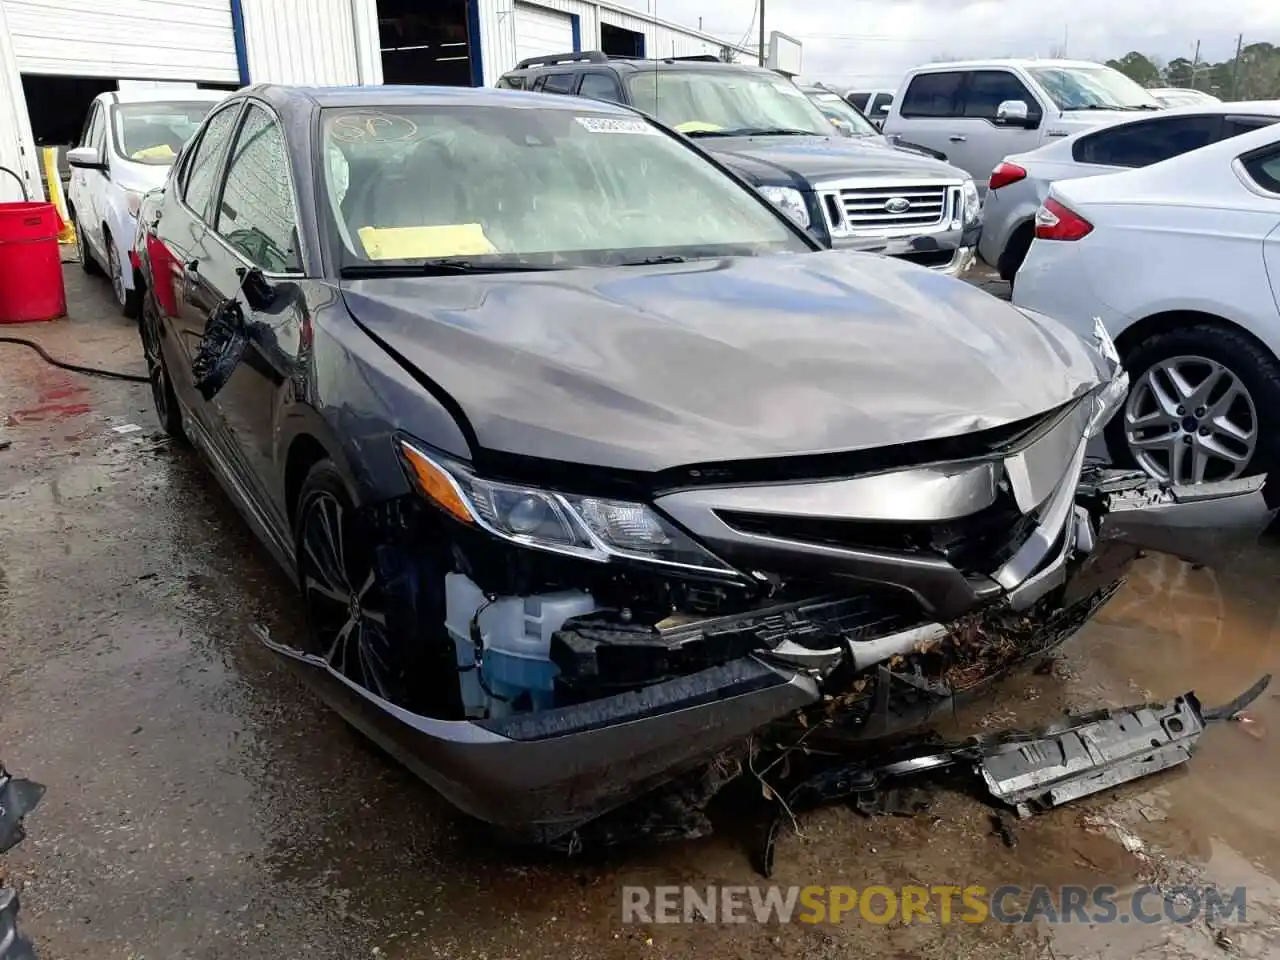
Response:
[111,79,1274,842]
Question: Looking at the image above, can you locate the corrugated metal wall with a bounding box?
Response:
[597,7,729,61]
[5,0,238,80]
[0,0,39,201]
[474,0,749,87]
[242,0,360,85]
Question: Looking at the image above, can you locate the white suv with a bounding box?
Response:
[881,59,1165,193]
[66,88,227,317]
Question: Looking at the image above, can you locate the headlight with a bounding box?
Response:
[758,185,811,229]
[960,178,981,225]
[1086,318,1128,437]
[398,441,736,574]
[124,189,144,218]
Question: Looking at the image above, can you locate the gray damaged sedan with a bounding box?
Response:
[132,84,1276,844]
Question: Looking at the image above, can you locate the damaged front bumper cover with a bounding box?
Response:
[1,763,45,960]
[260,469,1276,841]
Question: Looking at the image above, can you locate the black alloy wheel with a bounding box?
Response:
[139,293,185,440]
[295,463,406,705]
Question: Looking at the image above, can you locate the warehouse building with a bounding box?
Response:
[0,0,755,202]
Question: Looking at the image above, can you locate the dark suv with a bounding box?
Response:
[497,51,983,276]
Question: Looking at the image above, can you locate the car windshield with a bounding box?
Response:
[112,101,217,165]
[624,69,835,137]
[805,91,879,136]
[320,105,811,270]
[1026,66,1161,111]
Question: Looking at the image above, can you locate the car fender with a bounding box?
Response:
[101,187,139,291]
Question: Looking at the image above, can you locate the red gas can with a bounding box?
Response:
[0,201,66,323]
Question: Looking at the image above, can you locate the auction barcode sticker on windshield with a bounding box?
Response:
[575,116,657,134]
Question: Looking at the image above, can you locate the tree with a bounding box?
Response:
[1106,51,1162,87]
[1164,57,1195,87]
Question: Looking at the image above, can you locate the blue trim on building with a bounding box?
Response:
[570,14,582,53]
[229,0,250,86]
[466,0,485,87]
[636,31,645,57]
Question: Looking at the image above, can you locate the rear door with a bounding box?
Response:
[1245,147,1280,318]
[889,70,966,165]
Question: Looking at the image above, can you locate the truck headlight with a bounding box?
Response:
[759,186,811,229]
[961,178,981,225]
[398,441,736,574]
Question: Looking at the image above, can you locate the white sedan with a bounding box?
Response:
[1013,122,1280,486]
[66,88,226,318]
[979,101,1280,283]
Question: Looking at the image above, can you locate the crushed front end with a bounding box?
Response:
[272,330,1277,844]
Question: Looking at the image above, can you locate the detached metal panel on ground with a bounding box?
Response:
[4,0,238,80]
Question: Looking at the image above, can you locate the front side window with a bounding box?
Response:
[112,101,217,166]
[182,104,241,219]
[625,70,834,137]
[1026,65,1161,111]
[319,104,810,270]
[1226,115,1280,137]
[900,72,964,118]
[215,105,301,273]
[1243,148,1280,193]
[81,104,103,149]
[868,92,894,116]
[846,92,871,111]
[1073,115,1223,168]
[963,71,1041,121]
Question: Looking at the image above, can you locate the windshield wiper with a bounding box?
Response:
[615,255,690,266]
[341,259,564,278]
[685,127,819,138]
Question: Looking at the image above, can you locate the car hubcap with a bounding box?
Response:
[107,244,125,305]
[1124,355,1258,484]
[299,491,397,700]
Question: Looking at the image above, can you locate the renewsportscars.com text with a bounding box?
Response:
[621,884,1247,926]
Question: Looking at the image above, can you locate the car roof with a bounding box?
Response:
[99,87,231,105]
[240,82,638,115]
[502,56,782,78]
[908,58,1113,73]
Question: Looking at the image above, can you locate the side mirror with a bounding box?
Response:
[66,146,106,170]
[996,100,1031,127]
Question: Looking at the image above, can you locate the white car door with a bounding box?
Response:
[68,102,105,244]
[1255,150,1280,315]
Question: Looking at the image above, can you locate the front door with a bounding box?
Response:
[945,70,1046,192]
[69,102,109,259]
[197,101,309,534]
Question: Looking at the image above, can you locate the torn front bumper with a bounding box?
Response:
[262,469,1276,840]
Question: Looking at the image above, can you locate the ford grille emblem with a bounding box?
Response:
[884,197,911,214]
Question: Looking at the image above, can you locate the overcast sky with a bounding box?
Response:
[611,0,1280,88]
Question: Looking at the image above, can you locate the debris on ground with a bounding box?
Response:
[755,675,1271,877]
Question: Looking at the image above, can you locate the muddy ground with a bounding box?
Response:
[1,264,1279,960]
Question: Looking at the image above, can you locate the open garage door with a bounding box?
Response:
[514,3,576,63]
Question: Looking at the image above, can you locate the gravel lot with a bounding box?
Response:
[1,264,1277,960]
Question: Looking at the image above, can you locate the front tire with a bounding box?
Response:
[295,463,410,705]
[105,229,141,319]
[72,213,102,276]
[1105,323,1280,484]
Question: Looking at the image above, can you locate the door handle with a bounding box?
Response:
[949,134,967,143]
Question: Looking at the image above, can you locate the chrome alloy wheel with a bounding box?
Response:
[1124,354,1258,485]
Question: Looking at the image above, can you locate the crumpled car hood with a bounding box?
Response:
[343,251,1104,473]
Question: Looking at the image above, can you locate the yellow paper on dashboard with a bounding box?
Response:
[130,144,176,162]
[357,224,497,260]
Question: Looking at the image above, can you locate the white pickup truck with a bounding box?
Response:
[881,59,1166,192]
